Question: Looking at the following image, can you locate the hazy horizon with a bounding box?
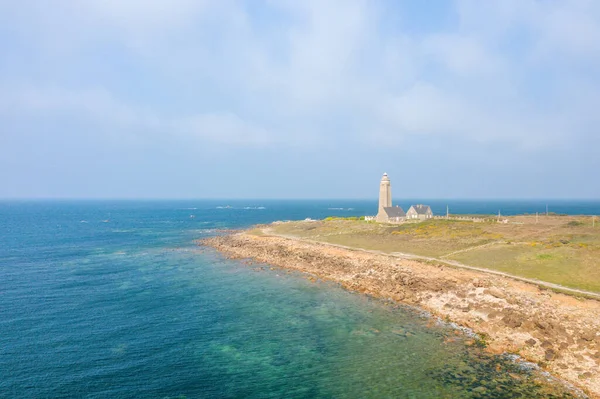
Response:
[3,197,600,201]
[1,1,599,199]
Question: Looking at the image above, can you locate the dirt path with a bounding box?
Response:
[440,240,505,258]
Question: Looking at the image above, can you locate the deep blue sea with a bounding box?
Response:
[2,199,597,398]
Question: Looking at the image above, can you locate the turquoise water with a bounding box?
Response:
[1,200,590,398]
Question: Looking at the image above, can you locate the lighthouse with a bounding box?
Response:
[376,173,406,223]
[378,173,392,213]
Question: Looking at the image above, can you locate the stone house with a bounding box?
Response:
[378,205,406,223]
[406,204,433,220]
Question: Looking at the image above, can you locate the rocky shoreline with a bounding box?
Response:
[201,230,600,398]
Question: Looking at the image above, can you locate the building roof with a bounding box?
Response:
[384,206,406,218]
[409,204,432,215]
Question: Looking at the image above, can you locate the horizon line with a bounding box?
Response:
[2,197,600,202]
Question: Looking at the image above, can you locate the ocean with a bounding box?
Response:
[2,199,597,398]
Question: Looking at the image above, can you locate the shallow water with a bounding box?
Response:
[0,200,586,398]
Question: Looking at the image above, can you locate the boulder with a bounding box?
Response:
[484,287,506,299]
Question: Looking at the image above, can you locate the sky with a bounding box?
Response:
[0,0,599,199]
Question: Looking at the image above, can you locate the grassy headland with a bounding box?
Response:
[263,215,600,293]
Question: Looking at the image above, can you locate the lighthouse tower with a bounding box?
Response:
[376,173,392,221]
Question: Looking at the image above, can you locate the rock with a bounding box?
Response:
[394,292,405,301]
[484,287,506,299]
[535,320,549,330]
[472,386,487,393]
[545,348,557,361]
[559,342,569,350]
[487,310,502,319]
[541,340,553,349]
[506,297,519,305]
[521,321,535,330]
[525,338,537,347]
[472,278,488,287]
[581,330,597,342]
[502,314,523,329]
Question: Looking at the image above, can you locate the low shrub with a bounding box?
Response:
[324,216,365,221]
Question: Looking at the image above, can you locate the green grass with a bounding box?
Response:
[266,217,600,293]
[247,228,265,236]
[323,216,365,221]
[449,244,600,293]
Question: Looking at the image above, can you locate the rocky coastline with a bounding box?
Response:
[201,230,600,398]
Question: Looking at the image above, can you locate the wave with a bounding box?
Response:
[327,208,355,211]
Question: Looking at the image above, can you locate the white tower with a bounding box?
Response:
[376,173,392,221]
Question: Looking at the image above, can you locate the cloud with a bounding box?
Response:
[422,34,503,76]
[83,0,209,29]
[0,85,273,148]
[455,0,600,60]
[1,85,151,126]
[378,82,567,150]
[173,113,272,146]
[2,1,600,153]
